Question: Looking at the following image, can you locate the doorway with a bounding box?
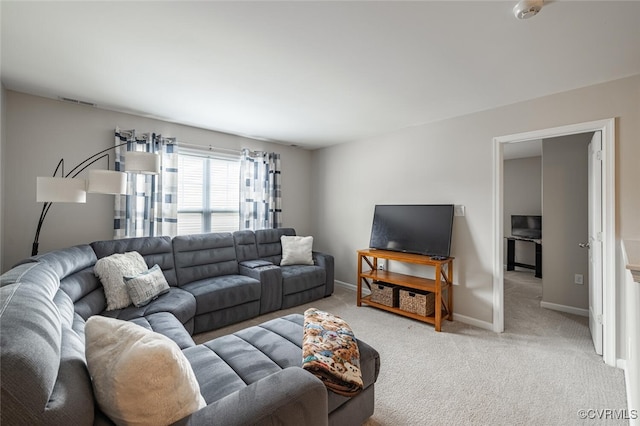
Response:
[492,119,616,366]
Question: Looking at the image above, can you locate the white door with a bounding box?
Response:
[587,131,603,355]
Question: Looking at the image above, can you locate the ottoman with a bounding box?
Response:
[183,313,380,426]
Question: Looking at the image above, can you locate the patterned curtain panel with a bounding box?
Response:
[113,128,178,239]
[239,149,282,230]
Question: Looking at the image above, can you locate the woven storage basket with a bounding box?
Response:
[399,288,435,316]
[370,282,399,307]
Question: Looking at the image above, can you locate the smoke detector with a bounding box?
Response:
[513,0,543,19]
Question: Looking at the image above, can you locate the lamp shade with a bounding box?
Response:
[87,170,127,194]
[124,151,160,174]
[37,177,87,203]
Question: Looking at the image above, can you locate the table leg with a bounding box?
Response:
[357,254,362,306]
[447,261,453,321]
[535,243,542,278]
[435,264,442,332]
[507,239,515,271]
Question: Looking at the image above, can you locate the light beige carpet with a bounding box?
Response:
[194,271,628,425]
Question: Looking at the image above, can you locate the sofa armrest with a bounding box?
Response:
[238,263,283,314]
[313,252,335,297]
[172,367,328,426]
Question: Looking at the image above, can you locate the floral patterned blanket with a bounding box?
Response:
[302,308,363,397]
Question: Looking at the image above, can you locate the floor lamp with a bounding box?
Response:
[33,142,160,256]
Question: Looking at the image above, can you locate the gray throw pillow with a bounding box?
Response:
[124,264,170,307]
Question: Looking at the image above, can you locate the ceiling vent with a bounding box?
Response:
[59,96,96,107]
[513,0,543,19]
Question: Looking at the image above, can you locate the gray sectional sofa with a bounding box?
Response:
[0,228,380,426]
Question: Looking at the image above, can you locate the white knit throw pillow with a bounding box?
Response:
[85,316,206,426]
[94,251,148,311]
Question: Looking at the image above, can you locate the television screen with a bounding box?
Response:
[369,204,454,257]
[511,215,542,239]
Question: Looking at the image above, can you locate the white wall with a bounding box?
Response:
[310,74,640,340]
[504,156,541,267]
[541,134,591,310]
[2,91,314,271]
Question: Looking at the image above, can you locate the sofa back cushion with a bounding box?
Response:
[0,262,94,425]
[255,228,296,264]
[173,233,240,286]
[233,230,259,262]
[91,236,177,287]
[33,244,106,320]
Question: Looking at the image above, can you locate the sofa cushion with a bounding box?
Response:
[233,230,259,262]
[32,243,97,280]
[101,287,196,330]
[60,266,106,320]
[128,312,195,349]
[91,236,177,286]
[31,244,108,319]
[94,251,148,311]
[173,233,240,285]
[280,235,314,266]
[181,275,261,315]
[255,228,296,264]
[124,264,170,307]
[184,314,380,415]
[281,265,326,295]
[85,316,206,426]
[0,262,95,425]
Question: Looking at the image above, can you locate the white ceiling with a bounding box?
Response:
[2,1,639,150]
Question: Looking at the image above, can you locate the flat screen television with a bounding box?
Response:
[369,204,454,258]
[511,215,542,239]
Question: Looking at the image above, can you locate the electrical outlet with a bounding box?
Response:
[574,274,583,285]
[378,262,385,271]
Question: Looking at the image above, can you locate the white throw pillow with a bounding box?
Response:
[85,316,206,426]
[94,251,148,311]
[124,264,170,307]
[280,235,314,266]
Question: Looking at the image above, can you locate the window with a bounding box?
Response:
[177,151,240,235]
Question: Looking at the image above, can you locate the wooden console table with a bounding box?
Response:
[356,248,453,331]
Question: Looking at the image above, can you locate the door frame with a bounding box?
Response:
[492,118,616,366]
[588,132,604,355]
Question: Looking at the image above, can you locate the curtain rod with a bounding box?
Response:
[118,129,263,157]
[176,142,242,154]
[177,142,266,157]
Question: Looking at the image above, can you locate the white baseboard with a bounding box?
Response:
[453,313,494,331]
[335,280,371,294]
[617,358,627,370]
[334,279,355,290]
[540,301,589,317]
